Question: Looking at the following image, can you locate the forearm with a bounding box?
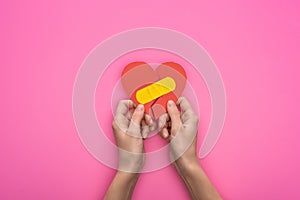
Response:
[105,171,140,200]
[175,158,221,200]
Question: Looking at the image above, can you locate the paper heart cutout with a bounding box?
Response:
[121,62,187,119]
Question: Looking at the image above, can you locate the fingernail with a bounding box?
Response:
[168,100,174,107]
[144,132,149,139]
[137,104,144,111]
[163,131,168,138]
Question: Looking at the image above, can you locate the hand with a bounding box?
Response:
[107,98,221,200]
[158,97,199,168]
[105,100,154,200]
[158,97,221,200]
[112,100,154,173]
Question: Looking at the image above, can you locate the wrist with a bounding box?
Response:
[115,171,140,183]
[174,155,200,177]
[118,150,145,173]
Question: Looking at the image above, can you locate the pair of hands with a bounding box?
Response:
[112,97,199,173]
[107,97,221,200]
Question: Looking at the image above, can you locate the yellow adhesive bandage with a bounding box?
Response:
[136,77,176,104]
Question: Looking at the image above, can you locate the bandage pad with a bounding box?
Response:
[136,77,176,104]
[129,83,155,116]
[121,61,187,119]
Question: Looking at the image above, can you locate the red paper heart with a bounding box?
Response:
[121,62,187,119]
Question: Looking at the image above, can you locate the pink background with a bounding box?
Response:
[1,0,300,199]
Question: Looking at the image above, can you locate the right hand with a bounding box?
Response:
[158,97,199,167]
[158,97,222,200]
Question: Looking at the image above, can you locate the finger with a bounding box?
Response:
[116,100,135,117]
[125,107,134,120]
[127,104,145,138]
[158,113,170,132]
[131,104,145,125]
[149,123,156,132]
[141,120,150,139]
[145,114,153,125]
[177,97,193,114]
[177,97,198,124]
[158,127,169,140]
[114,100,135,133]
[145,114,156,132]
[167,100,181,127]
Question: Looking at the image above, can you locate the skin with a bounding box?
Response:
[105,97,221,200]
[105,101,153,200]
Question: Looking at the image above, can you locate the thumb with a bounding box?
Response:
[167,100,181,135]
[131,104,145,124]
[128,104,144,137]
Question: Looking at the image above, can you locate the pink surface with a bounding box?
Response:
[1,0,300,199]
